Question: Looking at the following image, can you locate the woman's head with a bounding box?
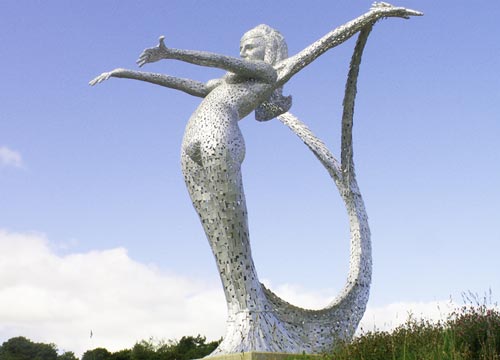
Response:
[240,25,292,121]
[240,24,288,64]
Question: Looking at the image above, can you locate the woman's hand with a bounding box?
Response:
[89,69,120,86]
[136,36,169,67]
[370,2,423,19]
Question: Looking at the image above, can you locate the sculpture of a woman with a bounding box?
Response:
[91,3,421,355]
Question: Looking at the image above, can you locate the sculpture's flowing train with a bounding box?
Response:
[211,26,374,356]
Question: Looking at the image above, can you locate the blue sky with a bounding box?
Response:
[1,0,499,356]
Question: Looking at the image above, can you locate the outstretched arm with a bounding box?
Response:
[89,68,209,98]
[276,2,422,86]
[137,36,277,83]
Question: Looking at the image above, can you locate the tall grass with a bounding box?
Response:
[325,294,500,360]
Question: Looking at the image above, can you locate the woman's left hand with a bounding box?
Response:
[136,36,168,67]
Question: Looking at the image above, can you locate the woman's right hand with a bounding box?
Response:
[370,2,423,19]
[89,69,118,86]
[136,36,168,67]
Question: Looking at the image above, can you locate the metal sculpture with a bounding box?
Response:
[90,2,421,355]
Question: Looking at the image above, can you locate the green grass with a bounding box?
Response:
[325,300,500,360]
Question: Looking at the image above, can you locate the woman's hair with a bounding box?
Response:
[241,24,288,65]
[242,25,292,121]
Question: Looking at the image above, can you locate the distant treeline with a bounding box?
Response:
[0,335,220,360]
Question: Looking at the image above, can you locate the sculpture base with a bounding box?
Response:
[203,352,324,360]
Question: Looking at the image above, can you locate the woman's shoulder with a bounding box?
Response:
[206,78,224,91]
[205,74,251,90]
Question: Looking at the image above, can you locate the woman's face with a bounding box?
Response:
[240,36,266,61]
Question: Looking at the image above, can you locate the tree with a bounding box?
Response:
[57,351,78,360]
[81,347,111,360]
[154,335,220,360]
[128,335,220,360]
[130,340,156,360]
[174,335,220,360]
[0,336,57,360]
[110,349,132,360]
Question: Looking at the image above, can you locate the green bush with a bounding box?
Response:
[330,305,500,360]
[450,305,500,359]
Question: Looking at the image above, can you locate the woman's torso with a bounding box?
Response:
[182,76,274,166]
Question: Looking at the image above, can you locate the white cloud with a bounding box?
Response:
[0,230,226,357]
[1,229,491,357]
[0,146,23,168]
[261,280,337,310]
[358,300,458,334]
